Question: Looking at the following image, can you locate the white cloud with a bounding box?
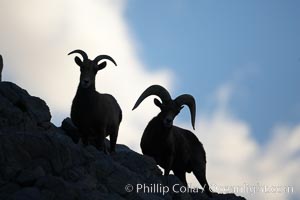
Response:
[181,84,300,200]
[0,0,173,150]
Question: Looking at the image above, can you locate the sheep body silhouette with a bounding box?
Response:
[69,50,122,153]
[132,85,212,197]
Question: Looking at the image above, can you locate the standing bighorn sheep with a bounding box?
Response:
[132,85,212,197]
[69,49,122,153]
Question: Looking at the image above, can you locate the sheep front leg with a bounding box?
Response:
[79,129,88,146]
[163,155,174,185]
[164,168,171,176]
[96,129,108,154]
[109,126,119,153]
[174,170,187,186]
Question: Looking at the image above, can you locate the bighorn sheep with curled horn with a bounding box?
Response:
[132,85,212,197]
[69,49,122,153]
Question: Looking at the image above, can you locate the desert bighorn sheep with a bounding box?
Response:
[132,85,212,197]
[69,49,122,153]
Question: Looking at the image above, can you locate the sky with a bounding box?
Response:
[125,0,300,144]
[0,0,299,199]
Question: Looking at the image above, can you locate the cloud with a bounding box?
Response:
[181,83,300,200]
[0,0,173,149]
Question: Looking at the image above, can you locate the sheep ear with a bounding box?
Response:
[75,56,82,66]
[97,61,107,70]
[154,98,162,108]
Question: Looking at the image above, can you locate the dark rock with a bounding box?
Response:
[16,166,45,186]
[35,175,79,200]
[0,129,246,200]
[0,82,54,132]
[40,189,56,200]
[0,182,20,195]
[60,117,80,143]
[12,187,41,200]
[0,81,246,200]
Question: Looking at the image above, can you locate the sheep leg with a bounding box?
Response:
[95,130,108,154]
[163,155,174,185]
[174,170,187,186]
[164,168,170,176]
[163,168,171,186]
[79,129,88,146]
[82,136,88,146]
[192,164,213,197]
[164,153,174,175]
[109,127,119,153]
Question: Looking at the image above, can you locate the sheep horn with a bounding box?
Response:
[93,55,117,66]
[68,49,88,60]
[132,85,172,110]
[175,94,196,130]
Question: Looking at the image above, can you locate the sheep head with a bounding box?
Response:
[68,49,117,88]
[132,85,196,129]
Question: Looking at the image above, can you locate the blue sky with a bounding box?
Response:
[125,0,300,144]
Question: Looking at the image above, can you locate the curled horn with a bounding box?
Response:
[68,49,88,60]
[132,85,172,110]
[93,55,117,66]
[175,94,196,130]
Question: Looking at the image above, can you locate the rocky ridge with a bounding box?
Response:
[0,81,246,200]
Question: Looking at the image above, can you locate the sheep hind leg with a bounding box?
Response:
[192,164,213,197]
[163,155,174,186]
[109,126,119,153]
[174,170,187,187]
[95,130,108,154]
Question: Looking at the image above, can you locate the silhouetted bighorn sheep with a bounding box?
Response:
[132,85,212,197]
[0,55,3,81]
[69,49,122,153]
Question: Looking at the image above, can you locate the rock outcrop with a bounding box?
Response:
[0,81,246,200]
[0,82,54,132]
